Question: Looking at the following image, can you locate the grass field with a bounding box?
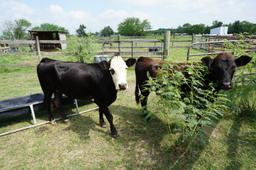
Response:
[0,51,255,169]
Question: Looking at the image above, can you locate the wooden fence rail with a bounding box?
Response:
[97,31,170,60]
[186,40,256,61]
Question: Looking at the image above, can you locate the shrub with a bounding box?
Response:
[145,63,229,141]
[65,35,99,63]
[224,37,256,116]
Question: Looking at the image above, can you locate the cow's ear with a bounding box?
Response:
[235,55,252,67]
[98,60,110,70]
[125,58,137,67]
[201,57,213,69]
[54,63,70,80]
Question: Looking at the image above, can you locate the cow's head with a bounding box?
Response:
[201,53,252,90]
[109,55,136,90]
[149,62,161,77]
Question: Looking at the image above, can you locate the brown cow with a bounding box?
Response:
[135,53,252,108]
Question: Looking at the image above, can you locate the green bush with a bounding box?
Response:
[65,35,99,63]
[224,36,256,85]
[145,63,229,141]
[227,85,256,117]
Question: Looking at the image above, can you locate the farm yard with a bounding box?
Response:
[0,35,256,169]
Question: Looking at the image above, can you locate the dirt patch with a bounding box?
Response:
[35,125,49,134]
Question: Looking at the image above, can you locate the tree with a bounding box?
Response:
[1,21,15,39]
[32,23,68,33]
[1,19,31,39]
[190,24,206,34]
[14,19,31,39]
[118,17,151,36]
[182,23,192,34]
[76,24,87,37]
[211,20,223,28]
[100,26,114,37]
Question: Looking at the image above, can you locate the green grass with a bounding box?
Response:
[0,52,255,169]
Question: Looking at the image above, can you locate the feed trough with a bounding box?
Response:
[0,93,97,137]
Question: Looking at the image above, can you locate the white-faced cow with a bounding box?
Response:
[135,53,252,108]
[37,55,136,137]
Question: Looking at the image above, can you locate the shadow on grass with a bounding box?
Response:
[105,105,221,169]
[225,111,256,170]
[225,116,242,170]
[64,113,96,140]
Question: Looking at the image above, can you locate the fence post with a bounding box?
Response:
[118,34,121,54]
[131,41,134,58]
[171,33,174,47]
[36,36,41,59]
[163,31,170,60]
[186,47,191,61]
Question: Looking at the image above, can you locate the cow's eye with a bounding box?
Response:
[109,68,115,75]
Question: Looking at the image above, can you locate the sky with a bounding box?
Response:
[0,0,255,34]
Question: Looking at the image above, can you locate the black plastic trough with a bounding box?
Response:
[0,93,97,137]
[0,93,44,122]
[0,93,80,122]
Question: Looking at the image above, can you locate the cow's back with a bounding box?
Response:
[37,58,117,107]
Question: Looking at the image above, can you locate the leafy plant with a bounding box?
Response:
[224,36,256,85]
[224,36,256,116]
[65,35,99,63]
[145,63,229,141]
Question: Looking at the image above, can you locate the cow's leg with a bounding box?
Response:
[102,107,118,138]
[140,88,151,121]
[54,91,68,122]
[99,107,106,128]
[44,93,55,123]
[140,87,149,109]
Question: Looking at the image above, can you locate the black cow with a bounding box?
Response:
[135,53,252,108]
[37,55,136,137]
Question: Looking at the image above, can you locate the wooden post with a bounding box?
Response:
[163,31,170,60]
[171,33,174,47]
[186,47,191,61]
[36,36,41,59]
[118,34,121,54]
[131,41,134,58]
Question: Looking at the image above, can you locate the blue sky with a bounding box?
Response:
[0,0,255,34]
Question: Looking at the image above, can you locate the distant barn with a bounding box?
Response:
[210,26,228,35]
[29,30,67,51]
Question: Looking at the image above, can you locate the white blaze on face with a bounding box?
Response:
[109,56,128,90]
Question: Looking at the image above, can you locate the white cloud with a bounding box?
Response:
[49,4,64,15]
[69,10,89,21]
[0,0,35,20]
[99,9,148,20]
[97,9,149,31]
[0,0,255,33]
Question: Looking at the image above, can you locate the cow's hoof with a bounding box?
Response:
[100,122,106,128]
[63,119,70,123]
[111,130,118,138]
[111,133,119,138]
[50,120,56,125]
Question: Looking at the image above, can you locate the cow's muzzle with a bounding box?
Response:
[118,83,127,90]
[221,82,231,90]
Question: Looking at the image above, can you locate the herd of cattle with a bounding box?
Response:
[37,53,252,138]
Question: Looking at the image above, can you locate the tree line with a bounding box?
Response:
[0,18,255,40]
[150,20,256,35]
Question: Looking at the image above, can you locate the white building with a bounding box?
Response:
[210,26,228,35]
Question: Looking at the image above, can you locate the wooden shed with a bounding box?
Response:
[29,30,67,50]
